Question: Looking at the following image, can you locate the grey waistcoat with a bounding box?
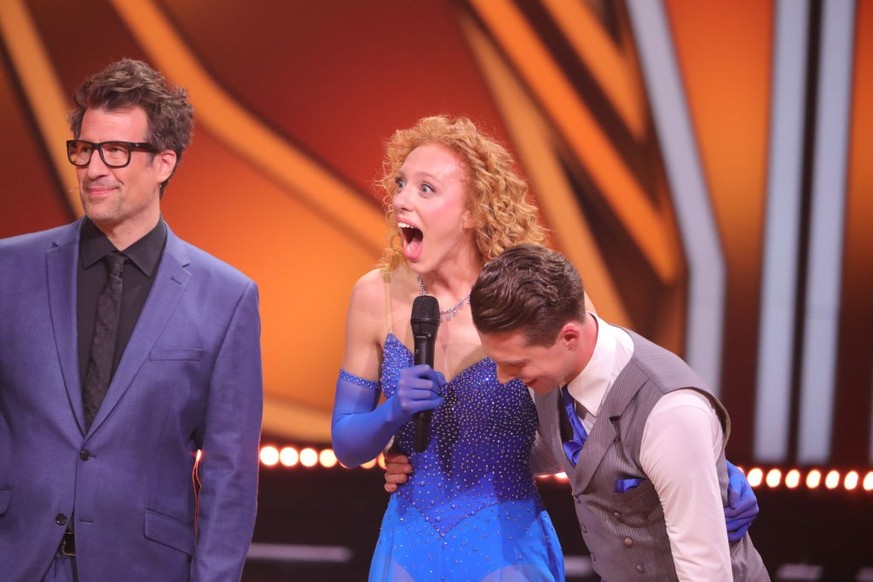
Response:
[534,329,769,580]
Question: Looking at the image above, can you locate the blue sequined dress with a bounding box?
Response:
[345,334,564,581]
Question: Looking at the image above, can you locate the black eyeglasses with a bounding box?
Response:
[66,140,157,168]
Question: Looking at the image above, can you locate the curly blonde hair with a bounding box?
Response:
[378,115,546,270]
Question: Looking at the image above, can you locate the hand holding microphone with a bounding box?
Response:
[409,295,443,452]
[393,365,445,422]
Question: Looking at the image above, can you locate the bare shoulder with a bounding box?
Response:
[342,268,395,374]
[344,268,395,338]
[348,268,389,311]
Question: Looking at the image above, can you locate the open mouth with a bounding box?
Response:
[398,222,423,259]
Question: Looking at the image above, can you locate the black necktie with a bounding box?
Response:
[82,252,125,429]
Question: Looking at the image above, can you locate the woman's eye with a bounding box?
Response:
[421,182,435,193]
[394,177,405,190]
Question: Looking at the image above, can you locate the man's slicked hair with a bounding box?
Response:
[471,244,585,346]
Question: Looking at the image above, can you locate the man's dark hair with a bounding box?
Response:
[471,244,586,346]
[68,58,194,193]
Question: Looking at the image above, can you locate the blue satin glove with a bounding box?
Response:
[331,365,445,468]
[724,460,758,543]
[615,478,644,493]
[394,364,446,418]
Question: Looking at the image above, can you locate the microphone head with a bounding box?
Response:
[411,294,440,337]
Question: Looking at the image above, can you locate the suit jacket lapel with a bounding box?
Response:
[87,228,192,434]
[573,349,645,492]
[574,408,617,491]
[537,382,617,491]
[47,221,87,432]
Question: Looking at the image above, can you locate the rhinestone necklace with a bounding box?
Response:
[416,274,471,322]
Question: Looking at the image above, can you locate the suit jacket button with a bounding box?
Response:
[80,450,91,461]
[55,513,67,526]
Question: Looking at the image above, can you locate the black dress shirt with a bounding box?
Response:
[77,218,167,384]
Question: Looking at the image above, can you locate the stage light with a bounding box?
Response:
[300,447,318,467]
[765,468,782,488]
[260,446,279,466]
[844,470,859,491]
[319,449,338,468]
[747,467,763,487]
[535,473,568,483]
[279,447,299,467]
[258,443,873,497]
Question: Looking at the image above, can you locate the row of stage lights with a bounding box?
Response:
[258,445,873,493]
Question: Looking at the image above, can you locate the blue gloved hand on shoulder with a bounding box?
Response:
[724,460,759,543]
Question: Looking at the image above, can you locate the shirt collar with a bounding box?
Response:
[79,218,117,269]
[79,217,167,277]
[565,313,634,416]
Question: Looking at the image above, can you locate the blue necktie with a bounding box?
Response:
[561,385,588,467]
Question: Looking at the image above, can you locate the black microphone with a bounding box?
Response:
[411,294,440,452]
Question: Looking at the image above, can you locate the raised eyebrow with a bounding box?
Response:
[403,168,440,183]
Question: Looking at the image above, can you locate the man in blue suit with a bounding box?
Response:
[0,59,263,581]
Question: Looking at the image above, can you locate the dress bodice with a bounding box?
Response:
[380,333,540,536]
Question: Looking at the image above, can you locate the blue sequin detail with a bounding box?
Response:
[368,334,564,581]
[338,368,381,392]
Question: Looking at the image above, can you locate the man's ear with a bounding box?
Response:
[155,150,177,184]
[559,321,581,349]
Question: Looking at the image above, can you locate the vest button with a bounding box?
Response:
[580,523,587,533]
[623,536,634,547]
[635,564,644,573]
[55,513,67,526]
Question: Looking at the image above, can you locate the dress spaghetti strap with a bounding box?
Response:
[382,270,394,336]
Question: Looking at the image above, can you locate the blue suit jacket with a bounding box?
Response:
[0,219,263,581]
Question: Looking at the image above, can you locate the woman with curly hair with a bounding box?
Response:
[331,115,566,580]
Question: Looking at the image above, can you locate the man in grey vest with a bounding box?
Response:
[468,243,769,580]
